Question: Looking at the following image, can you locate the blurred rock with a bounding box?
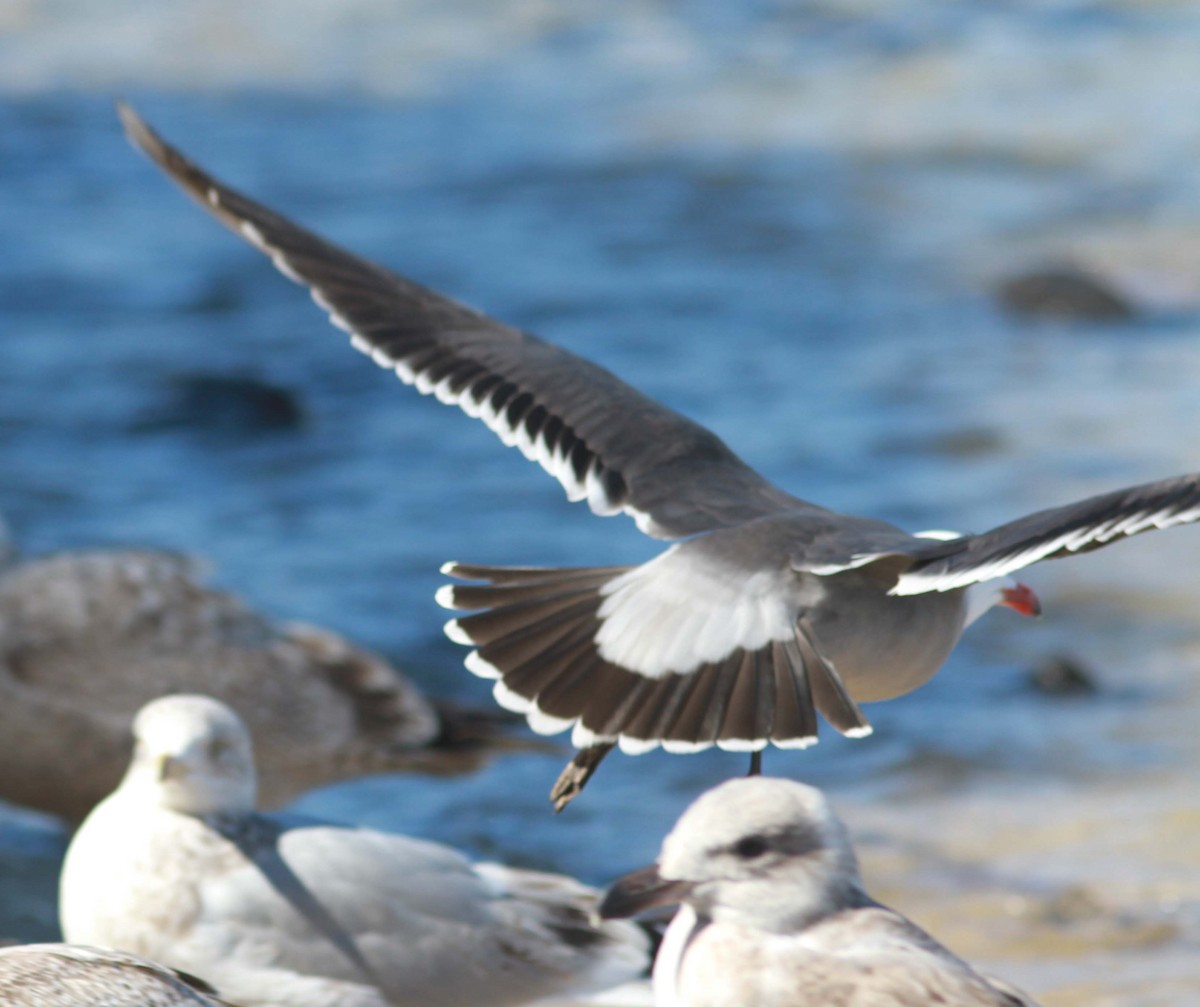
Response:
[135,373,305,436]
[997,266,1135,322]
[0,548,531,822]
[980,221,1200,318]
[1026,653,1099,697]
[1035,884,1106,926]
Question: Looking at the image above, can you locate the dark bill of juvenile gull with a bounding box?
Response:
[0,943,237,1007]
[117,104,1200,807]
[60,694,652,1007]
[600,776,1043,1007]
[0,548,532,822]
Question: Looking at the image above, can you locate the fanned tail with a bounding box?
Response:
[439,562,873,805]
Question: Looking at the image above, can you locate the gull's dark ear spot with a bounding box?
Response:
[207,737,232,761]
[732,835,769,860]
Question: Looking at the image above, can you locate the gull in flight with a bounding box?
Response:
[118,104,1200,808]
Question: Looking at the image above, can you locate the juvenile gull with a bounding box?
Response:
[600,777,1042,1007]
[0,548,525,822]
[59,694,651,1007]
[119,104,1200,806]
[0,943,236,1007]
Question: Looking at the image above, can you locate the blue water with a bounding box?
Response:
[3,9,1200,992]
[0,86,1186,841]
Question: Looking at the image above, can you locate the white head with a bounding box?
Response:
[602,777,866,934]
[120,694,257,815]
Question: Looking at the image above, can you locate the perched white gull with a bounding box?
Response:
[599,777,1042,1007]
[59,694,651,1007]
[0,548,525,822]
[0,943,236,1007]
[119,104,1200,807]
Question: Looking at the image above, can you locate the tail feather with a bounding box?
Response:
[452,593,599,648]
[443,562,628,586]
[534,650,615,722]
[618,672,695,743]
[718,649,773,747]
[771,639,819,745]
[795,618,871,737]
[691,662,744,748]
[574,663,646,738]
[499,632,600,702]
[476,614,598,683]
[751,648,778,742]
[653,662,717,748]
[440,563,872,803]
[590,673,662,739]
[445,569,619,610]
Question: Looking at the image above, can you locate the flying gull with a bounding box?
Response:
[0,548,526,822]
[0,943,237,1007]
[118,103,1200,807]
[600,776,1043,1006]
[59,693,652,1007]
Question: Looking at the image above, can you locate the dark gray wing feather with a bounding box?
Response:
[892,472,1200,594]
[117,103,810,540]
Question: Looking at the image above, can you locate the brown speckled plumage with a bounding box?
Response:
[0,549,522,821]
[0,943,237,1006]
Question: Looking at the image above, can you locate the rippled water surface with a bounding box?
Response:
[2,4,1200,1003]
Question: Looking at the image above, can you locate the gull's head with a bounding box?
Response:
[601,777,864,933]
[122,694,256,815]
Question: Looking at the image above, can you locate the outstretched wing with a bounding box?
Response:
[118,103,813,540]
[890,472,1200,595]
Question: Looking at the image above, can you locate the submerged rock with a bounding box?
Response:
[135,373,305,436]
[1026,653,1099,697]
[997,266,1135,322]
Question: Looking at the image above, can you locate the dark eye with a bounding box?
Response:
[732,835,769,859]
[208,738,231,760]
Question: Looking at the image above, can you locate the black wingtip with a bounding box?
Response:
[118,101,234,204]
[115,100,162,161]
